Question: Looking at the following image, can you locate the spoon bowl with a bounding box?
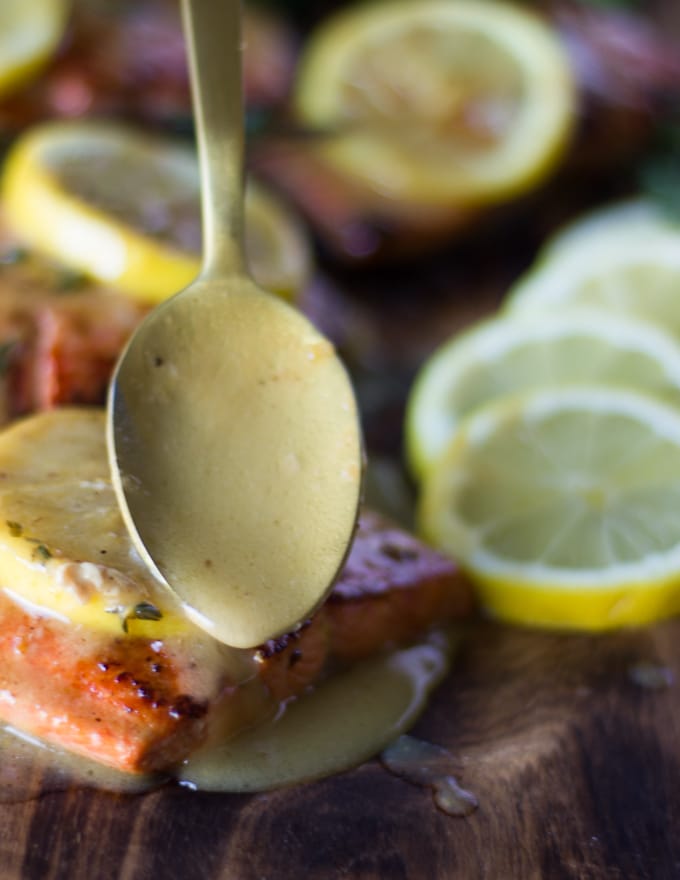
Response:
[107,0,362,648]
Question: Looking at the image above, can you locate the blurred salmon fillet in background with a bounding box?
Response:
[0,221,147,417]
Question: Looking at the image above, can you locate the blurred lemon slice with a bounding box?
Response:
[294,0,575,206]
[420,386,680,630]
[1,120,312,304]
[538,197,680,264]
[0,0,70,99]
[506,232,680,336]
[244,178,313,301]
[406,309,680,480]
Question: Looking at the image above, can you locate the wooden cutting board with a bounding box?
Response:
[1,615,678,879]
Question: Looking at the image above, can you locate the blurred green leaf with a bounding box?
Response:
[575,0,643,8]
[639,121,680,222]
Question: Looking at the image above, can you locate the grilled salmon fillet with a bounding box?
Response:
[0,408,473,773]
[0,228,146,417]
[0,509,472,773]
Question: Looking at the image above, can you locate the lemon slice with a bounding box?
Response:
[539,197,680,264]
[1,121,312,304]
[0,0,70,99]
[294,0,575,206]
[506,232,680,336]
[0,407,193,636]
[406,309,680,480]
[244,179,313,301]
[420,386,680,630]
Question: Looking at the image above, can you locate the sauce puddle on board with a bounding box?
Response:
[178,630,454,792]
[0,629,457,800]
[628,661,675,690]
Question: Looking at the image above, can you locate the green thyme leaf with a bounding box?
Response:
[640,158,680,222]
[131,602,163,623]
[639,120,680,223]
[33,544,52,562]
[107,601,163,634]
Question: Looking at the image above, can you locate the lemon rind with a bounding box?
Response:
[406,308,680,480]
[536,197,680,266]
[2,122,200,303]
[0,0,71,99]
[506,235,680,316]
[474,572,680,632]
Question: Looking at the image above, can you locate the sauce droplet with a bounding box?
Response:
[628,661,675,690]
[381,734,478,818]
[178,633,453,793]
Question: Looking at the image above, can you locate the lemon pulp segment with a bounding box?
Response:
[537,197,680,265]
[420,387,680,630]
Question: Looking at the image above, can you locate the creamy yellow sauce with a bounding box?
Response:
[0,629,454,798]
[178,630,453,792]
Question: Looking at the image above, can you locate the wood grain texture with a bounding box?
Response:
[1,617,680,879]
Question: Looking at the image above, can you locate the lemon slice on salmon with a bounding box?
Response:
[420,386,680,631]
[0,0,70,99]
[1,120,313,304]
[294,0,575,206]
[0,408,192,636]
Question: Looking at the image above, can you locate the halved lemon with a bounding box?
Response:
[506,232,680,337]
[0,0,70,99]
[1,120,313,304]
[406,309,680,480]
[420,386,680,630]
[294,0,575,206]
[538,197,680,265]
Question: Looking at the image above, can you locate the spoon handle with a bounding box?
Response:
[181,0,246,280]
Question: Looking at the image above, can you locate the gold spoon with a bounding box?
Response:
[106,0,362,649]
